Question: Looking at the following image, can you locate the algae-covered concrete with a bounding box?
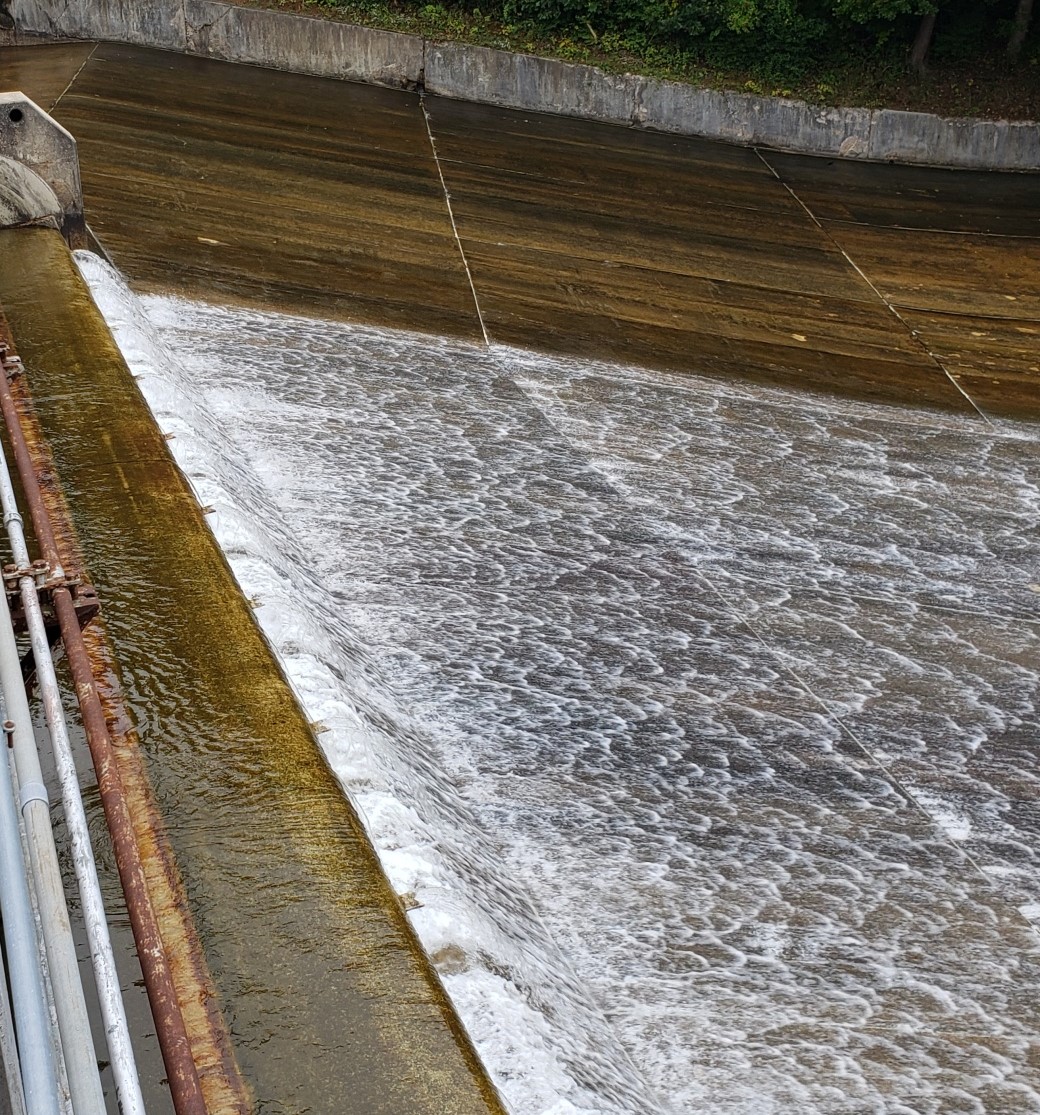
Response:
[0,226,506,1115]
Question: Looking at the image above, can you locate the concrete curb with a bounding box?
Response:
[6,0,1040,169]
[183,0,423,86]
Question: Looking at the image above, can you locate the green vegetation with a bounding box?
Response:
[270,0,1039,117]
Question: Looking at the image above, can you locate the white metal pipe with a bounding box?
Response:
[0,573,106,1115]
[21,575,147,1115]
[0,893,30,1115]
[0,714,61,1115]
[0,448,144,1115]
[19,790,75,1115]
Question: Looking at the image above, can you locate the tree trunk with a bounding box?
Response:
[909,10,936,75]
[1008,0,1034,62]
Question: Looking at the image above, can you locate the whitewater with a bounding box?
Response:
[78,252,1040,1115]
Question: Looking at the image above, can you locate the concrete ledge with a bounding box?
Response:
[12,0,185,49]
[184,0,423,87]
[425,41,643,127]
[639,79,874,157]
[867,108,1040,167]
[5,0,1039,169]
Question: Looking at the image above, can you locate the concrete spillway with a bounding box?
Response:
[0,35,1039,1115]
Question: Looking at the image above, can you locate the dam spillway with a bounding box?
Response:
[0,33,1039,1115]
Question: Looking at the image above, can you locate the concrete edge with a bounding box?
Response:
[5,0,1039,169]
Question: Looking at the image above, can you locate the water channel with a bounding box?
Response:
[2,34,1040,1115]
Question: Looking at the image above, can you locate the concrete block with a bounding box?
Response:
[425,42,642,125]
[0,93,80,215]
[9,0,185,49]
[868,108,1040,170]
[993,120,1040,170]
[184,1,422,87]
[639,82,748,144]
[639,77,872,157]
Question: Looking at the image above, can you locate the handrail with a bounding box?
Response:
[0,350,207,1115]
[0,668,61,1115]
[0,512,106,1115]
[0,444,147,1115]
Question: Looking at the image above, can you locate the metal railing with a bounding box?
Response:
[0,346,147,1115]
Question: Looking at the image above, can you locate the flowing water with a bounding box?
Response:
[77,253,1040,1115]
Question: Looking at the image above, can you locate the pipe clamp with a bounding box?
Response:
[19,781,49,811]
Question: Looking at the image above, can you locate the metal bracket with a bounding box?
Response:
[3,565,101,691]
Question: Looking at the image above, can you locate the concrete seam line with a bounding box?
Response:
[689,564,1017,901]
[420,93,490,347]
[48,40,96,113]
[753,146,997,427]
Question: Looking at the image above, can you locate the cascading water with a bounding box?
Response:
[77,251,1040,1115]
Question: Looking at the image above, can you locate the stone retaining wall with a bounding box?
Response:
[6,0,1039,169]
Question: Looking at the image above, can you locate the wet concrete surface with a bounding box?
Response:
[23,42,481,338]
[0,40,93,111]
[1,41,1037,418]
[420,98,965,411]
[761,152,1040,420]
[0,226,506,1115]
[762,151,1040,236]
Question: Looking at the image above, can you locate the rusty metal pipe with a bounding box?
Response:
[0,375,208,1115]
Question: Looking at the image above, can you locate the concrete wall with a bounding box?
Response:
[6,0,1039,170]
[0,92,83,241]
